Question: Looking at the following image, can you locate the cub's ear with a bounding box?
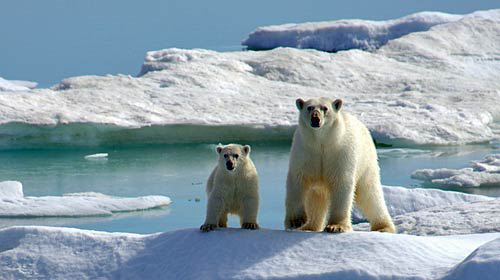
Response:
[333,99,343,111]
[296,98,305,110]
[216,144,223,154]
[243,145,251,155]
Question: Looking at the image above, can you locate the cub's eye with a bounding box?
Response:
[234,154,239,159]
[321,106,328,112]
[224,154,228,159]
[307,106,313,112]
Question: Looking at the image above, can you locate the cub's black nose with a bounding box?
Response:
[226,161,234,171]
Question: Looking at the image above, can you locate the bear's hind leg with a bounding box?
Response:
[298,186,329,232]
[355,172,395,233]
[284,173,307,229]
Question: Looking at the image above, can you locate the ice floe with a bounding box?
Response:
[0,181,171,217]
[243,11,462,51]
[84,153,109,160]
[412,154,500,187]
[0,77,37,92]
[0,10,499,147]
[0,226,499,279]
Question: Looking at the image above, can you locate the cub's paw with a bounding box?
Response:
[200,224,217,232]
[242,223,260,230]
[324,223,353,233]
[285,217,306,229]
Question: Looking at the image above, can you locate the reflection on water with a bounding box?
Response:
[0,142,498,233]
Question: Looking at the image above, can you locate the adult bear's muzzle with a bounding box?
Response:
[311,111,321,128]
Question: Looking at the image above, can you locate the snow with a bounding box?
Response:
[392,199,500,236]
[0,226,499,279]
[0,10,499,147]
[84,153,109,160]
[0,181,171,217]
[0,77,36,92]
[412,154,500,187]
[242,11,462,51]
[352,185,492,223]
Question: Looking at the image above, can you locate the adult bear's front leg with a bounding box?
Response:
[324,178,355,233]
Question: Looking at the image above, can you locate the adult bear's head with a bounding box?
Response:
[295,97,343,129]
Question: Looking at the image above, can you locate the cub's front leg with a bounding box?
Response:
[200,194,225,232]
[241,196,259,230]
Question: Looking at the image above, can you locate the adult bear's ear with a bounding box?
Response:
[333,99,343,111]
[216,144,223,154]
[296,98,305,110]
[243,145,251,155]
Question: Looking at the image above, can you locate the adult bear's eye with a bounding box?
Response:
[224,154,228,159]
[321,106,328,112]
[234,154,239,159]
[307,106,313,112]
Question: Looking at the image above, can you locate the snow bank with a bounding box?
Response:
[0,77,36,92]
[352,185,492,223]
[0,226,499,279]
[1,9,499,148]
[243,11,461,51]
[0,181,171,217]
[412,154,500,187]
[389,199,500,236]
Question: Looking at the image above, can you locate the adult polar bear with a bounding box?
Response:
[285,97,395,233]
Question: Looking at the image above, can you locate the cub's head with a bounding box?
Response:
[216,144,251,172]
[295,97,342,129]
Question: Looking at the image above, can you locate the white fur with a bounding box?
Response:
[285,97,395,233]
[201,144,260,231]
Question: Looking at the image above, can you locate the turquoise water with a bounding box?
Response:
[0,142,498,234]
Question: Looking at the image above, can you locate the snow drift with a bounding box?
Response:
[412,154,500,187]
[242,11,462,51]
[0,226,499,279]
[0,10,499,148]
[0,181,171,217]
[0,77,37,92]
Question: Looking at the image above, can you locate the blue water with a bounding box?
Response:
[1,0,498,87]
[0,143,498,234]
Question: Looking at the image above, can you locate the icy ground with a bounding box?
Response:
[412,154,500,187]
[242,11,462,51]
[0,77,36,92]
[0,181,171,217]
[0,226,499,279]
[0,10,499,147]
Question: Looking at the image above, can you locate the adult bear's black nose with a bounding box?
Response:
[226,161,234,171]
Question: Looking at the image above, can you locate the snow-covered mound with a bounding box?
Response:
[353,186,491,223]
[0,77,36,92]
[391,199,500,236]
[1,9,499,148]
[0,181,171,217]
[442,237,500,280]
[243,11,461,51]
[0,226,499,279]
[412,154,500,187]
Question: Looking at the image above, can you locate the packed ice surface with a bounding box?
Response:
[0,10,499,147]
[0,226,499,279]
[412,154,500,187]
[84,153,109,160]
[0,181,171,217]
[0,77,37,92]
[352,185,492,223]
[242,11,462,51]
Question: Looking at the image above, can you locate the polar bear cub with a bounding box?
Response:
[285,97,395,233]
[200,144,260,232]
